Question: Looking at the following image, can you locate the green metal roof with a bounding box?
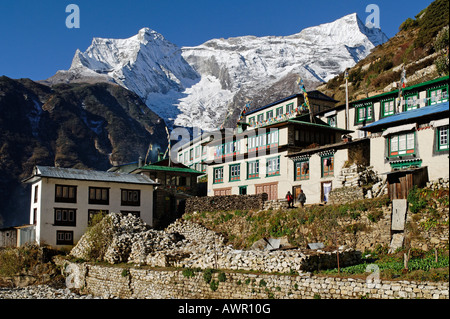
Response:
[138,165,204,174]
[287,119,353,132]
[351,76,449,105]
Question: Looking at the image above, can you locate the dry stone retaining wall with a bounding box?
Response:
[59,260,449,299]
[185,194,268,214]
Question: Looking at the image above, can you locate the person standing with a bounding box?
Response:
[286,191,293,208]
[297,189,306,208]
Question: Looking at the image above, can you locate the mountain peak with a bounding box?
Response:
[137,27,166,43]
[47,13,389,131]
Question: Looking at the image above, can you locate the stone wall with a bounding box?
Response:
[328,186,366,205]
[59,260,449,299]
[185,194,268,213]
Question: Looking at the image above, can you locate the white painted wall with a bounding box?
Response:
[30,178,154,248]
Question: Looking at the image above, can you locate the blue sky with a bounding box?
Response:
[0,0,434,81]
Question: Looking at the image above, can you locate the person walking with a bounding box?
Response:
[286,191,293,208]
[297,189,306,208]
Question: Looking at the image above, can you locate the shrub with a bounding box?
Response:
[182,268,196,278]
[218,272,227,282]
[210,280,219,291]
[407,186,428,214]
[203,268,213,284]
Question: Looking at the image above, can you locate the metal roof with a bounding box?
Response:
[23,166,157,185]
[363,101,449,131]
[137,165,204,174]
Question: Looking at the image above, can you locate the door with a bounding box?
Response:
[293,185,302,204]
[322,182,332,203]
[255,182,278,200]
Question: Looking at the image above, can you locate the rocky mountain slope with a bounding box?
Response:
[0,76,167,228]
[45,13,388,131]
[317,0,449,104]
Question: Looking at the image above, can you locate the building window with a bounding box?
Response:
[213,167,224,184]
[195,146,200,158]
[229,164,240,181]
[248,129,278,153]
[34,185,39,203]
[257,114,264,123]
[184,152,188,163]
[239,186,247,195]
[295,160,309,180]
[381,99,395,117]
[55,185,77,203]
[247,161,259,179]
[327,116,337,127]
[56,231,73,245]
[189,149,193,161]
[215,140,240,159]
[88,187,109,205]
[404,94,419,111]
[54,208,76,226]
[438,126,449,151]
[266,110,273,120]
[389,132,415,157]
[428,87,448,105]
[356,104,373,123]
[321,155,334,177]
[286,103,294,114]
[121,189,141,206]
[276,107,283,117]
[249,117,255,126]
[33,208,37,225]
[88,209,109,225]
[202,145,207,156]
[267,156,280,176]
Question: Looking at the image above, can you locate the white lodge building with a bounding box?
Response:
[23,166,157,248]
[177,91,353,202]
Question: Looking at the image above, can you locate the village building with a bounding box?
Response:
[130,158,204,228]
[362,100,449,182]
[22,166,157,248]
[317,76,449,139]
[177,91,352,202]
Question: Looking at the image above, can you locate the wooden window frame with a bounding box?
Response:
[121,189,141,206]
[55,185,77,203]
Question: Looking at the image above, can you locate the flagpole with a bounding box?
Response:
[345,69,349,130]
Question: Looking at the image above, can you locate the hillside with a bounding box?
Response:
[317,0,449,104]
[0,77,167,228]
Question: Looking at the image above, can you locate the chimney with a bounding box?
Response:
[138,156,143,167]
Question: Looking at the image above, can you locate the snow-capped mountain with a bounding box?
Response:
[45,13,388,131]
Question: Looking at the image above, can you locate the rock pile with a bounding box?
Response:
[335,164,380,188]
[426,178,450,190]
[70,213,361,274]
[0,285,101,299]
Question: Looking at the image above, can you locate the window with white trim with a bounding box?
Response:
[438,125,449,151]
[266,156,280,176]
[213,167,224,184]
[247,160,259,179]
[229,164,240,181]
[389,132,415,157]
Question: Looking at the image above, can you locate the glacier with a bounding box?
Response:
[45,13,388,131]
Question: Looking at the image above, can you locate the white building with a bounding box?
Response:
[23,166,157,248]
